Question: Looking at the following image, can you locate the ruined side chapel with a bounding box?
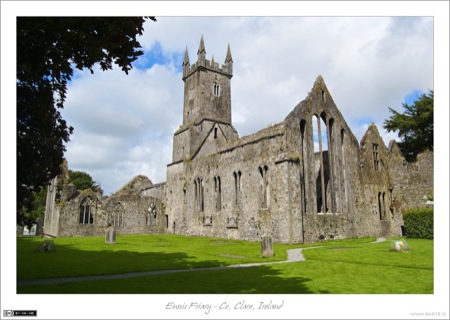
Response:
[44,36,433,243]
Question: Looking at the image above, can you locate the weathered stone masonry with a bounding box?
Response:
[44,36,433,243]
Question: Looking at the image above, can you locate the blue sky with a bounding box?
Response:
[132,41,184,73]
[404,89,425,106]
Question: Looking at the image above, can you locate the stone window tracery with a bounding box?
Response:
[147,203,157,226]
[79,196,94,225]
[109,202,124,227]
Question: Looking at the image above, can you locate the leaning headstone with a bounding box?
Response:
[105,226,116,244]
[261,233,273,258]
[389,239,412,252]
[36,240,56,252]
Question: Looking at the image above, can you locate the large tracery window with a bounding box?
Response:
[79,196,95,225]
[109,202,124,227]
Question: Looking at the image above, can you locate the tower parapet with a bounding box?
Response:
[182,35,233,82]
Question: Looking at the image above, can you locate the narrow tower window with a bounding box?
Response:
[213,84,220,96]
[372,144,380,171]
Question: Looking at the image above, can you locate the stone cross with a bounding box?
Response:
[261,233,273,258]
[105,226,116,244]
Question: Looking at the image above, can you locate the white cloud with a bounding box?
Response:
[59,16,433,194]
[61,63,181,193]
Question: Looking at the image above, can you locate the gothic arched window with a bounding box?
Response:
[79,196,95,225]
[110,202,124,227]
[147,203,157,226]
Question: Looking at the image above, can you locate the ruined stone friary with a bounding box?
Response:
[44,36,433,243]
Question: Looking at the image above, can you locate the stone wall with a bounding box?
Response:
[388,148,434,212]
[55,190,165,237]
[166,123,302,243]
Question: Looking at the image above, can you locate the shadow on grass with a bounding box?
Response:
[17,263,317,294]
[18,238,230,279]
[17,237,317,294]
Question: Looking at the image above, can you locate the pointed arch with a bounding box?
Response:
[147,203,157,226]
[79,196,95,225]
[109,202,124,227]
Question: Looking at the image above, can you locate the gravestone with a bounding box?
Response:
[36,240,55,252]
[261,233,273,258]
[105,226,116,244]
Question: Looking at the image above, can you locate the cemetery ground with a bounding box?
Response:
[16,234,433,294]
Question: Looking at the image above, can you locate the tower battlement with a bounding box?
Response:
[182,35,233,80]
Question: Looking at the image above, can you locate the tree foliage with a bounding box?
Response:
[69,170,101,193]
[383,90,433,161]
[19,186,47,230]
[17,17,155,224]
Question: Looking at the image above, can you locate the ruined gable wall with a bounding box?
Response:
[388,149,434,213]
[57,190,107,237]
[354,125,403,237]
[283,77,362,242]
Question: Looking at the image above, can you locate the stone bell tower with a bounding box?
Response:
[171,35,238,163]
[181,34,234,125]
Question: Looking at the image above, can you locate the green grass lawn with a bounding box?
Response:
[16,235,433,294]
[17,234,296,279]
